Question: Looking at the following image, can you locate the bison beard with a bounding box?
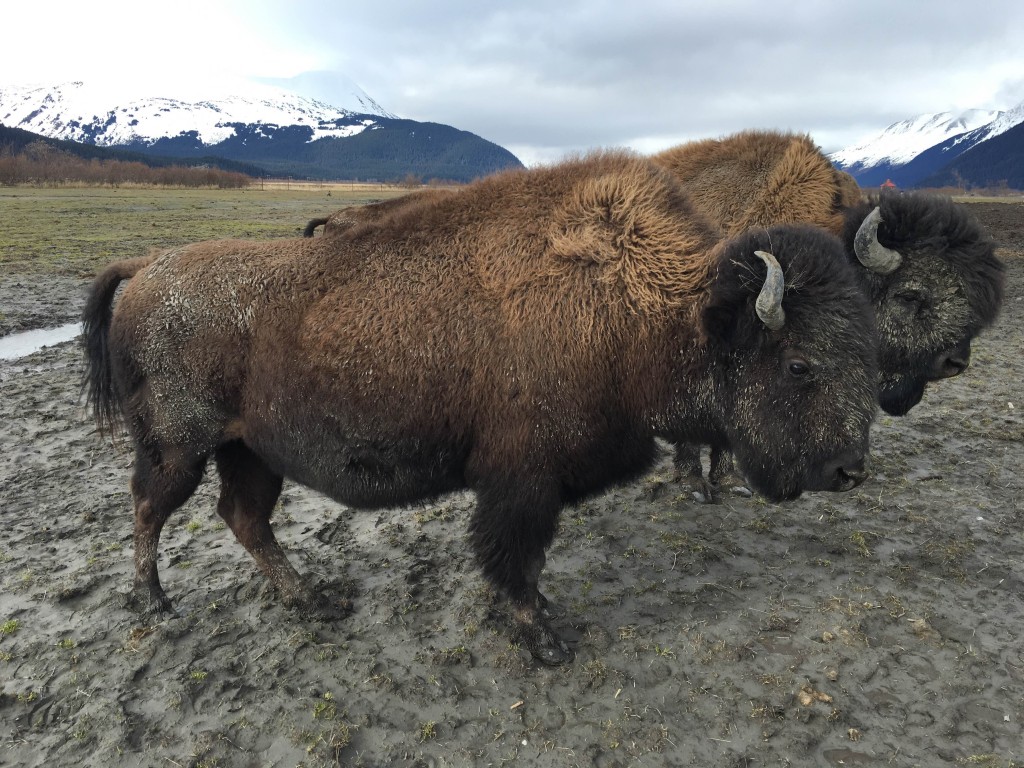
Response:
[82,151,878,665]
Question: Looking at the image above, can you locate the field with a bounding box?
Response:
[0,184,412,332]
[0,187,1022,767]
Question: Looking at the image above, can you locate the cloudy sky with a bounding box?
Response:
[5,0,1024,165]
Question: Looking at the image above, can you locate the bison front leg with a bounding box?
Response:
[672,442,715,503]
[129,449,206,616]
[469,481,573,666]
[707,447,752,499]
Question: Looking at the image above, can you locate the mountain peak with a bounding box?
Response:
[828,99,1024,189]
[0,80,394,147]
[0,80,523,183]
[829,108,1003,168]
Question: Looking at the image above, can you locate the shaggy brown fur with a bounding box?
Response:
[304,188,457,239]
[652,130,861,237]
[307,134,860,244]
[83,150,878,664]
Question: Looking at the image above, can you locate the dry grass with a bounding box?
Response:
[0,184,419,275]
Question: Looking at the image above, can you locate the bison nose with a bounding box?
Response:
[824,453,868,492]
[934,352,970,379]
[931,340,971,380]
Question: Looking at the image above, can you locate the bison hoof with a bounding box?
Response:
[281,584,354,621]
[520,621,575,666]
[501,598,574,665]
[126,585,177,618]
[673,470,717,504]
[693,478,718,504]
[709,471,753,499]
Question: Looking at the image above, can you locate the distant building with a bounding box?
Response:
[881,179,897,190]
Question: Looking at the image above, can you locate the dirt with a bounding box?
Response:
[1,202,1022,767]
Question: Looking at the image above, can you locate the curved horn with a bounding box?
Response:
[754,250,785,331]
[853,206,902,275]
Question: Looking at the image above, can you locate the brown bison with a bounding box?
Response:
[83,151,878,664]
[651,130,1005,498]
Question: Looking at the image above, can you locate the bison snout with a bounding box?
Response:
[815,451,868,493]
[930,339,971,380]
[932,352,970,379]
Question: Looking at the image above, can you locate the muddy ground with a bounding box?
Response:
[1,202,1022,767]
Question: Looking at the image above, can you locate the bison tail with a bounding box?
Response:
[303,217,329,238]
[81,257,151,436]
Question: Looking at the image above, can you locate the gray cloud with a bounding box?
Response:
[9,0,1024,165]
[258,0,1024,164]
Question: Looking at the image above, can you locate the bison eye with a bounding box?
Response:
[895,288,927,309]
[787,360,810,378]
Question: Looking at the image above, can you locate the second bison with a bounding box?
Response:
[652,130,1005,497]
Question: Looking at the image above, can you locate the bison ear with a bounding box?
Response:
[701,276,766,352]
[700,298,739,352]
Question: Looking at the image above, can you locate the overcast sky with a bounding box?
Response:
[5,0,1024,165]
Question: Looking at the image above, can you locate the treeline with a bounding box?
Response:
[914,121,1024,192]
[0,141,252,188]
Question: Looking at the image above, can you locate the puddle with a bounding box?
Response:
[0,323,82,360]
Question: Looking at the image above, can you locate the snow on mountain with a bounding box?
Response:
[968,100,1024,144]
[829,109,1003,169]
[0,80,395,147]
[255,71,398,121]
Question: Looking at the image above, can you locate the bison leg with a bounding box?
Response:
[672,442,715,503]
[469,481,573,666]
[214,441,342,615]
[130,447,206,616]
[707,448,752,499]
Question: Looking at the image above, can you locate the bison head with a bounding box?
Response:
[842,193,1005,416]
[698,225,879,502]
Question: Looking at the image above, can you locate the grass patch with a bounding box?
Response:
[418,721,438,742]
[0,185,413,276]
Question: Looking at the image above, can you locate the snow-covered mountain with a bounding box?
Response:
[0,80,523,183]
[0,80,395,147]
[830,109,1001,168]
[829,102,1024,188]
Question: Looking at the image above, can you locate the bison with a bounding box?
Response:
[83,151,878,664]
[651,130,1005,498]
[303,188,456,239]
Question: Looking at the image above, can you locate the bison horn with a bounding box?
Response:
[754,250,785,331]
[853,206,903,275]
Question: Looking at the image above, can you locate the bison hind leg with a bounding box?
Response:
[129,446,207,617]
[215,441,352,619]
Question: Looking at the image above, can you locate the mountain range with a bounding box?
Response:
[0,81,523,183]
[829,101,1024,190]
[2,81,1022,190]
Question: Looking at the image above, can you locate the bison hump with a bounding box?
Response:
[540,166,714,317]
